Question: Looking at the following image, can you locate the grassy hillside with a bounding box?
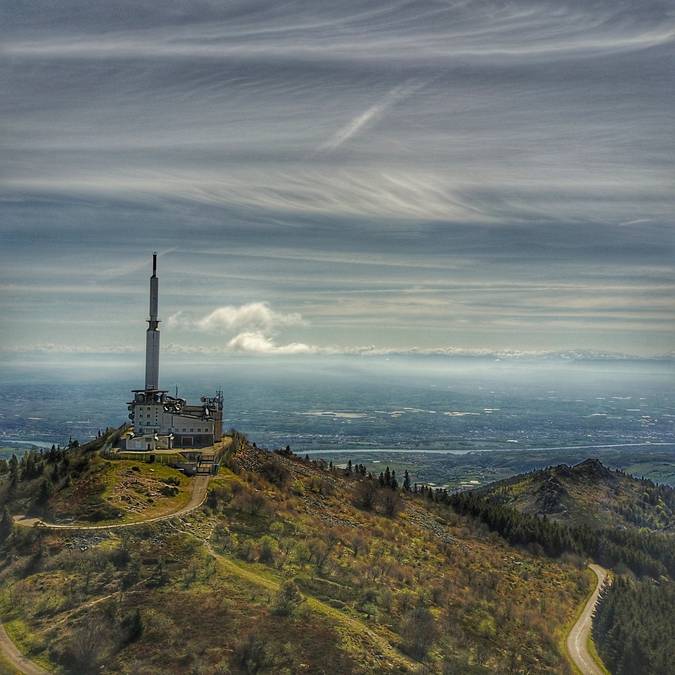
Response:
[0,438,592,674]
[480,458,674,532]
[0,431,192,525]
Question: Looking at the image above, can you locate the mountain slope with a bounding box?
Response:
[0,437,592,674]
[480,458,674,532]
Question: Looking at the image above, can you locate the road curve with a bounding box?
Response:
[13,475,210,531]
[567,564,609,675]
[0,623,48,675]
[3,477,211,673]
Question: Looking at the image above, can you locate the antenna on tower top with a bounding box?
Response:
[152,251,157,276]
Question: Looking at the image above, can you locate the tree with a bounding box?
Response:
[309,529,340,573]
[0,507,12,543]
[64,612,109,672]
[273,580,304,616]
[381,490,403,517]
[8,455,18,481]
[403,470,411,491]
[37,478,53,505]
[354,480,378,510]
[121,608,143,644]
[400,603,439,658]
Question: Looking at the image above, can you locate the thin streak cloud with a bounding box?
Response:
[318,80,428,151]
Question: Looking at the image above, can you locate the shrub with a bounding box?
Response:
[309,476,334,496]
[231,490,269,517]
[354,480,378,510]
[273,580,304,616]
[207,485,233,511]
[380,490,403,517]
[233,633,274,674]
[258,535,277,565]
[259,456,290,486]
[120,608,143,644]
[400,602,439,658]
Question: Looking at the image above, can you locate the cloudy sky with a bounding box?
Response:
[2,0,674,359]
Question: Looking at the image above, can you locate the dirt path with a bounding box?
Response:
[2,477,211,674]
[567,564,609,675]
[13,475,210,531]
[0,624,47,675]
[1,442,234,673]
[198,538,417,671]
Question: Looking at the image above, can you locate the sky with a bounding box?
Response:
[1,0,674,362]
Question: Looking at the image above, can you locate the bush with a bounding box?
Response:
[400,603,439,658]
[120,608,143,644]
[207,484,233,510]
[273,580,304,616]
[231,490,269,517]
[259,456,290,486]
[233,633,274,674]
[354,480,377,510]
[258,535,277,565]
[380,490,403,517]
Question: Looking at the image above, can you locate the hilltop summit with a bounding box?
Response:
[482,458,674,531]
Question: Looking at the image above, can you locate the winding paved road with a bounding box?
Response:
[0,624,47,675]
[567,564,609,675]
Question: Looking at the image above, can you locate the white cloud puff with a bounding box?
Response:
[166,302,313,354]
[226,331,318,355]
[167,302,304,334]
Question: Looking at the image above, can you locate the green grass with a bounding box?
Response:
[586,633,610,675]
[59,457,193,525]
[3,619,53,672]
[0,651,20,675]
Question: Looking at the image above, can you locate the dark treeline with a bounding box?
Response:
[443,490,674,579]
[593,577,674,675]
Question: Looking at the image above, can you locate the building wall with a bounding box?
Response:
[173,433,214,448]
[162,412,215,437]
[132,404,213,434]
[130,401,217,448]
